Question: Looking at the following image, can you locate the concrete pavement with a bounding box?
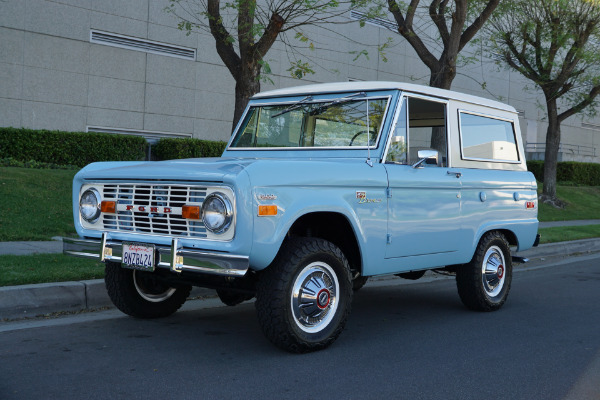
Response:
[2,226,600,320]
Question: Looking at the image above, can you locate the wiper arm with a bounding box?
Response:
[270,95,313,118]
[309,92,367,116]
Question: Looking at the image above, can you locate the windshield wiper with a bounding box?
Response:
[270,95,313,118]
[308,92,367,116]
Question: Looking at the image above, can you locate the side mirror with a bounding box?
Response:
[412,150,439,169]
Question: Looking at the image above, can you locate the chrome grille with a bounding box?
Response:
[101,184,208,238]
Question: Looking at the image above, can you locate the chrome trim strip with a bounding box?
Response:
[62,236,249,277]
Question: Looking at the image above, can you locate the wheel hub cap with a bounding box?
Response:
[317,289,331,309]
[482,246,506,298]
[291,262,339,333]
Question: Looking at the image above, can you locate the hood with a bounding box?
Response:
[78,157,258,182]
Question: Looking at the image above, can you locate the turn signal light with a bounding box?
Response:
[182,205,201,220]
[526,201,535,209]
[258,205,277,216]
[100,201,116,213]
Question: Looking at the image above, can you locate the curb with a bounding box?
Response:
[0,280,216,320]
[2,238,600,320]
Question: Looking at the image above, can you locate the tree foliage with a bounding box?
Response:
[359,0,500,89]
[167,0,370,131]
[485,0,600,205]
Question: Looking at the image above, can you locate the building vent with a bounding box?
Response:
[350,10,398,31]
[90,30,196,60]
[582,122,600,131]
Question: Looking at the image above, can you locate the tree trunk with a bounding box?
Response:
[540,97,564,207]
[231,61,261,133]
[428,61,455,157]
[428,60,456,90]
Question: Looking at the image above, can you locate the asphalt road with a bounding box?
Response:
[1,255,599,400]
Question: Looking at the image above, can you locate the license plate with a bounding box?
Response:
[122,243,155,271]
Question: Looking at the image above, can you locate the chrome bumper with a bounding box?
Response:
[63,233,249,277]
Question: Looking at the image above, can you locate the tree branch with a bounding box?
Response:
[207,0,241,80]
[429,0,450,46]
[253,12,285,59]
[387,0,439,70]
[558,84,600,122]
[459,0,500,51]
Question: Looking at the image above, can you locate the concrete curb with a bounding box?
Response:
[2,238,600,320]
[0,279,216,320]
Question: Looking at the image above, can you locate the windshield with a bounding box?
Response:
[229,96,389,149]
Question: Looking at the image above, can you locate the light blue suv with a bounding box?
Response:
[64,82,539,353]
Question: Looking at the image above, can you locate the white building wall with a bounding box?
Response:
[0,0,599,161]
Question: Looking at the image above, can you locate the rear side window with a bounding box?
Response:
[459,112,519,162]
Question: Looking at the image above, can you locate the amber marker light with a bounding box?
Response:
[258,205,277,216]
[182,205,201,220]
[100,200,116,213]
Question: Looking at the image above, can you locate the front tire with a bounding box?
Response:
[105,261,191,318]
[456,231,512,311]
[255,238,353,353]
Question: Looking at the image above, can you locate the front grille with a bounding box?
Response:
[100,184,208,238]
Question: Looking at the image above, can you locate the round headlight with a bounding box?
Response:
[201,192,233,234]
[80,188,101,223]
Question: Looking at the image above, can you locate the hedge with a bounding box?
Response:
[0,127,147,167]
[527,160,600,186]
[153,137,227,160]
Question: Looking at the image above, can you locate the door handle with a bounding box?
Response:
[447,171,462,178]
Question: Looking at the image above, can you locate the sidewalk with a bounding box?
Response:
[2,223,600,320]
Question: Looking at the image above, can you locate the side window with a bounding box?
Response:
[386,98,407,163]
[459,112,519,162]
[407,98,447,167]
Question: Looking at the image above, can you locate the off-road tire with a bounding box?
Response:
[105,261,191,318]
[456,231,512,312]
[255,237,353,353]
[216,289,254,306]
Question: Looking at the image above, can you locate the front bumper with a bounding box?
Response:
[63,233,249,277]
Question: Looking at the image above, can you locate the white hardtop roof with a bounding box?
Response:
[253,81,516,113]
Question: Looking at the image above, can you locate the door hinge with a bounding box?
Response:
[387,234,392,244]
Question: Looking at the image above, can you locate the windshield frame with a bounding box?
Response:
[226,93,393,151]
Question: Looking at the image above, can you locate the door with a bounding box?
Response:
[384,95,462,259]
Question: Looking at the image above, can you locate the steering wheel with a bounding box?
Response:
[349,130,368,146]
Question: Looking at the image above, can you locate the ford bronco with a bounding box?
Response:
[64,81,539,353]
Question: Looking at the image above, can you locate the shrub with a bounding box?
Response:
[0,127,147,167]
[526,160,600,185]
[153,137,227,160]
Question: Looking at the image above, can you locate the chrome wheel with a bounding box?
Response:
[481,245,506,298]
[291,262,339,333]
[133,270,176,303]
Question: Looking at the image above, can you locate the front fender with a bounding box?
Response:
[246,168,389,270]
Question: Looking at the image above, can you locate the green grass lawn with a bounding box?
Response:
[538,185,600,222]
[0,254,104,286]
[2,166,600,286]
[0,167,77,241]
[538,224,600,244]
